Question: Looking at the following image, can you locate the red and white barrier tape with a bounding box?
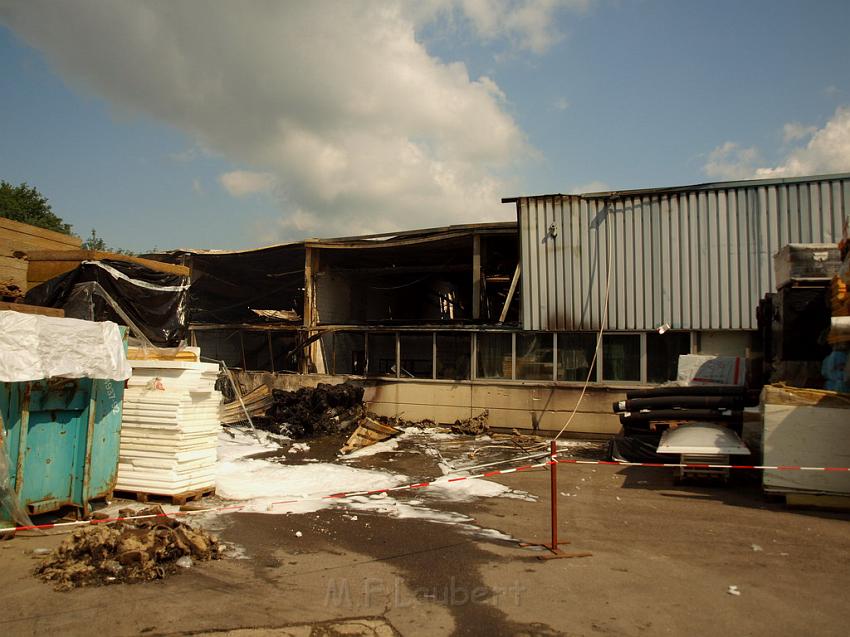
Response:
[300,457,850,506]
[555,458,850,472]
[0,504,248,534]
[267,457,556,507]
[3,457,849,535]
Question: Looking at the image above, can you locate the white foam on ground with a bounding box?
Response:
[429,476,536,502]
[343,495,515,541]
[218,459,405,514]
[217,428,406,514]
[215,425,533,540]
[217,428,279,462]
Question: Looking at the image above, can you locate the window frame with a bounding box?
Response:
[320,328,692,386]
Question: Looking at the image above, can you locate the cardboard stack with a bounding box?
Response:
[115,359,222,496]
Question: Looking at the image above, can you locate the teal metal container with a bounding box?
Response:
[0,374,125,525]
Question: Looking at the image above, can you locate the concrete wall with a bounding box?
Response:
[232,370,625,435]
[366,381,624,435]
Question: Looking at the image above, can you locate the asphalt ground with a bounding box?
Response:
[2,436,849,636]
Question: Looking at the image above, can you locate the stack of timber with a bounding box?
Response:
[24,249,189,289]
[613,385,756,433]
[221,384,274,425]
[115,359,222,501]
[0,217,81,297]
[127,346,200,362]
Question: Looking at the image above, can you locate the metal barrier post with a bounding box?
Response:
[520,440,592,561]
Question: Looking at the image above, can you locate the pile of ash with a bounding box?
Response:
[34,506,224,591]
[262,382,365,438]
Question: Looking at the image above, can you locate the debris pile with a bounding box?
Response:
[450,410,490,435]
[34,507,224,590]
[264,382,365,438]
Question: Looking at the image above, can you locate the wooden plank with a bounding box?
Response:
[0,302,64,317]
[472,234,481,320]
[24,250,190,276]
[340,417,400,453]
[0,217,81,248]
[114,486,215,506]
[26,260,79,285]
[0,254,28,293]
[499,263,521,323]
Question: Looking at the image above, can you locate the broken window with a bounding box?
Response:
[557,333,596,381]
[367,333,397,377]
[646,331,691,383]
[515,333,554,380]
[435,333,471,380]
[333,331,366,375]
[399,333,433,378]
[602,334,641,381]
[476,332,513,379]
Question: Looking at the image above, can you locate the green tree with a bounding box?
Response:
[0,180,72,234]
[81,228,135,255]
[81,228,108,251]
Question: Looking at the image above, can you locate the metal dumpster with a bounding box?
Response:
[0,374,124,522]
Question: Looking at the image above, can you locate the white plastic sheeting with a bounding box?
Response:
[0,311,131,382]
[657,423,750,455]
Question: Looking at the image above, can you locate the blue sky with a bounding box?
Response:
[1,1,848,252]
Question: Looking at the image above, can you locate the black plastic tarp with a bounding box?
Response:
[147,246,306,325]
[607,433,678,464]
[25,260,189,347]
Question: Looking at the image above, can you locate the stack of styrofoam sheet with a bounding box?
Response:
[116,360,222,496]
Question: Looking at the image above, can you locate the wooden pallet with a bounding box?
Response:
[114,486,216,506]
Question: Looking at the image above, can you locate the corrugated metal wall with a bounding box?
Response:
[517,174,850,331]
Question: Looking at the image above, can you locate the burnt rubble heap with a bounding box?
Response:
[228,382,491,440]
[264,382,366,438]
[34,506,224,591]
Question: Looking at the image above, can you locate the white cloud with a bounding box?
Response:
[782,122,817,144]
[756,107,850,177]
[191,178,204,195]
[702,141,762,180]
[0,1,554,242]
[219,170,276,197]
[703,107,850,181]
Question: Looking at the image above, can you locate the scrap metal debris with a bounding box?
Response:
[34,506,224,591]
